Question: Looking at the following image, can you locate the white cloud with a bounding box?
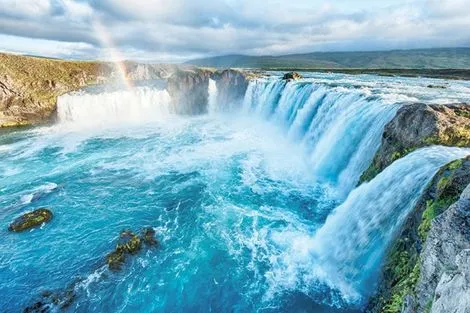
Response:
[0,0,469,61]
[0,0,51,18]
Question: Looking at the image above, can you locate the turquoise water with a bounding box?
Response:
[0,117,349,312]
[1,73,469,312]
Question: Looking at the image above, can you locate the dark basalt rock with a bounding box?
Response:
[282,72,303,80]
[427,84,446,89]
[142,227,158,246]
[24,285,76,312]
[8,208,52,232]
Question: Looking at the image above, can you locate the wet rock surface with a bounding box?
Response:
[8,208,53,232]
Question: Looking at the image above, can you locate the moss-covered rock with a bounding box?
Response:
[106,249,126,271]
[117,230,142,254]
[8,208,53,232]
[106,228,159,271]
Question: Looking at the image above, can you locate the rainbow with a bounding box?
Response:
[93,20,134,89]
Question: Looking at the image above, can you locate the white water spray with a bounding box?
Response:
[57,87,172,127]
[208,78,218,114]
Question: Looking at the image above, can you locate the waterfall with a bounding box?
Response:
[208,78,218,114]
[309,146,470,302]
[57,86,172,126]
[242,79,399,193]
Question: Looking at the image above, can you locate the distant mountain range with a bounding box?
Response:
[186,48,470,69]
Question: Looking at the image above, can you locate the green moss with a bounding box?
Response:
[447,159,463,170]
[437,176,450,191]
[418,200,437,241]
[391,147,417,163]
[359,163,380,183]
[418,197,457,241]
[383,261,421,313]
[424,300,433,313]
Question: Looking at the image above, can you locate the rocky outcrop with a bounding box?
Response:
[8,208,53,232]
[360,103,470,183]
[431,249,470,313]
[413,183,470,313]
[166,68,255,114]
[282,71,303,80]
[166,69,214,115]
[367,157,470,313]
[211,69,252,110]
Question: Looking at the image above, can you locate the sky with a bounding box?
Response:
[0,0,469,63]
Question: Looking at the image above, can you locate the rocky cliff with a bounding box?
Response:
[360,103,470,183]
[0,53,112,126]
[365,102,470,313]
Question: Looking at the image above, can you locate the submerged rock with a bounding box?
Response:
[427,84,446,89]
[8,208,52,232]
[24,285,76,312]
[282,72,303,80]
[106,249,125,271]
[142,227,158,246]
[106,228,157,271]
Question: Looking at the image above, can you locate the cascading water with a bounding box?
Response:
[57,85,172,126]
[242,79,399,192]
[310,146,470,302]
[208,78,218,114]
[1,72,469,312]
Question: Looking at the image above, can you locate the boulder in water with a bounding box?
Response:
[106,229,144,271]
[117,230,142,254]
[106,249,125,271]
[142,227,158,246]
[8,208,53,232]
[282,72,303,80]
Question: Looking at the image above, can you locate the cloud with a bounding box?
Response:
[0,0,469,62]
